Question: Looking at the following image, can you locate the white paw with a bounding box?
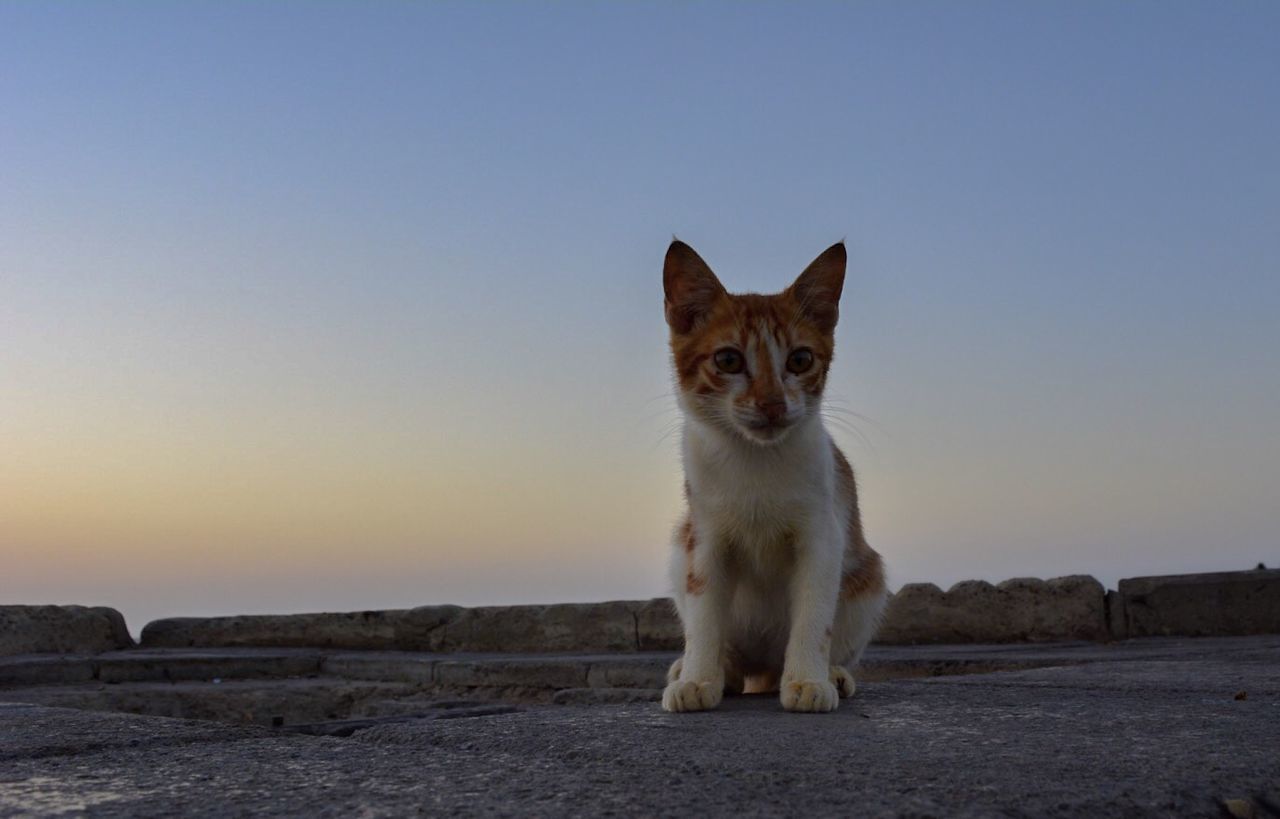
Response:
[830,665,857,698]
[666,657,683,683]
[780,678,840,713]
[661,680,723,712]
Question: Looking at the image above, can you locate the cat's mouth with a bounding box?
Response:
[738,417,795,444]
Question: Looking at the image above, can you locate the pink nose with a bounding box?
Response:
[757,400,787,423]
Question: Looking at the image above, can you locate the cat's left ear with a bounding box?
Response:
[664,240,727,335]
[788,242,846,333]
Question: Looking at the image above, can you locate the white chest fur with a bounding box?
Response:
[682,416,839,560]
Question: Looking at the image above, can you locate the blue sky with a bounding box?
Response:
[2,2,1277,630]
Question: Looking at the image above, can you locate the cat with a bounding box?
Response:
[661,239,887,713]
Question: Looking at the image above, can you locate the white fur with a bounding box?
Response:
[663,365,887,713]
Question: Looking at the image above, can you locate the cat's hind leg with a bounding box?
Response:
[829,555,889,695]
[723,660,745,695]
[742,669,780,694]
[829,665,857,698]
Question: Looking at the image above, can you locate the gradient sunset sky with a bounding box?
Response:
[2,2,1278,632]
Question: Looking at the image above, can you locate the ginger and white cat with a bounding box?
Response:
[661,240,887,713]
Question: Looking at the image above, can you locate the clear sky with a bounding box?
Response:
[2,2,1278,633]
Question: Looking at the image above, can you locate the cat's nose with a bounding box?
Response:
[757,399,787,423]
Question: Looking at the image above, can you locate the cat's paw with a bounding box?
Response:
[662,680,723,712]
[830,665,857,698]
[666,657,683,683]
[780,678,840,713]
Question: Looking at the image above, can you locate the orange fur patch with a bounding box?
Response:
[841,551,885,599]
[834,446,886,599]
[685,570,707,595]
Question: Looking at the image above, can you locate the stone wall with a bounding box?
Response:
[0,606,133,656]
[5,569,1278,656]
[875,575,1109,644]
[1109,569,1280,639]
[139,610,412,651]
[139,600,685,653]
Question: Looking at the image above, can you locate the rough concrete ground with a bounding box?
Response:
[1,636,1277,817]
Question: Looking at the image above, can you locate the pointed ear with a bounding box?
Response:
[788,242,846,333]
[663,240,727,334]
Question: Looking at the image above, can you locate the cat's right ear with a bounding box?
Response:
[664,240,726,335]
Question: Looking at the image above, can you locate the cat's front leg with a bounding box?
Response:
[780,519,844,713]
[663,560,729,712]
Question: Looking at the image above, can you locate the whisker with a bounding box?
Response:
[821,412,874,450]
[642,391,678,408]
[651,421,684,451]
[822,399,891,438]
[637,404,682,424]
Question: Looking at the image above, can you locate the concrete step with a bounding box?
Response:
[6,636,1275,692]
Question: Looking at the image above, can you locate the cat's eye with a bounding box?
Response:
[786,348,814,374]
[714,348,745,374]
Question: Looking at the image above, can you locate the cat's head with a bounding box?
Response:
[663,240,846,446]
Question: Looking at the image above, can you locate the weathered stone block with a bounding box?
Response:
[636,598,683,651]
[0,655,96,686]
[394,606,463,651]
[435,602,638,653]
[876,575,1107,644]
[320,653,436,684]
[140,602,645,653]
[1115,569,1280,638]
[584,656,671,689]
[141,611,407,650]
[0,606,133,656]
